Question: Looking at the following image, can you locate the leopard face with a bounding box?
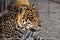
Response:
[17,6,41,31]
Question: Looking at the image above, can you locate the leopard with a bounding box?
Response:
[0,4,41,38]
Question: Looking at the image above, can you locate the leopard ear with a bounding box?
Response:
[32,4,35,8]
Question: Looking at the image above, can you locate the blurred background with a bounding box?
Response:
[0,0,60,40]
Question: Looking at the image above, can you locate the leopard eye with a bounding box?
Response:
[26,9,29,10]
[24,8,26,10]
[19,7,23,13]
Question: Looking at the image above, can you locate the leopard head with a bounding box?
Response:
[17,4,41,31]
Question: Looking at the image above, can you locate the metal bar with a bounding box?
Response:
[2,0,3,13]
